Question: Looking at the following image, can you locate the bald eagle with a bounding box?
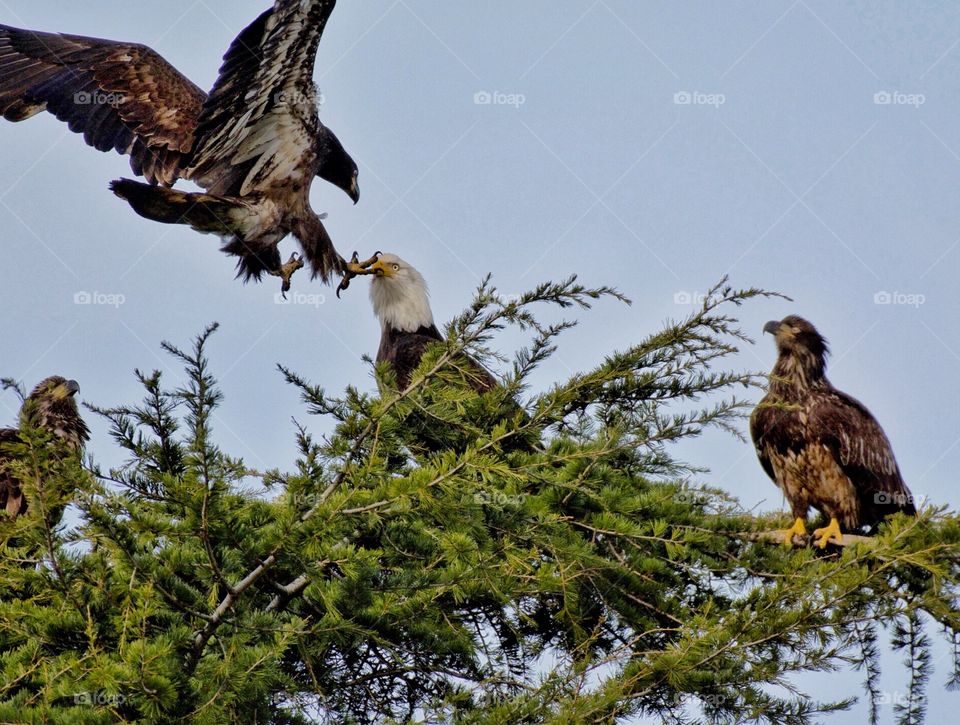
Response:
[0,0,360,289]
[0,376,89,520]
[352,252,542,456]
[750,316,916,548]
[366,253,497,392]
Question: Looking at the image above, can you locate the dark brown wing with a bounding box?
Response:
[807,388,915,523]
[749,398,779,484]
[0,427,26,518]
[0,24,205,185]
[187,0,337,196]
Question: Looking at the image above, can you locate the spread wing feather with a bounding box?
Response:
[187,0,338,196]
[0,24,205,185]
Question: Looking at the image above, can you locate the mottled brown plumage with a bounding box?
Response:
[0,0,359,286]
[751,316,916,547]
[0,376,89,520]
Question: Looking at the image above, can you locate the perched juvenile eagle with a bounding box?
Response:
[750,316,916,548]
[0,0,360,289]
[0,376,89,520]
[365,253,497,392]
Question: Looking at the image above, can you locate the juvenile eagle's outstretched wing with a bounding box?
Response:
[0,24,205,185]
[187,0,339,197]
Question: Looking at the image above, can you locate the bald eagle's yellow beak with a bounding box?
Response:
[369,258,390,277]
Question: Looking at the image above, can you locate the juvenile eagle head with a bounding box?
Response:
[316,123,360,204]
[21,376,90,451]
[763,315,829,388]
[1,376,89,520]
[368,253,436,333]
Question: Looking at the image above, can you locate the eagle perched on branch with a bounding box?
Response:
[363,253,498,392]
[0,376,89,520]
[750,316,916,548]
[0,0,361,290]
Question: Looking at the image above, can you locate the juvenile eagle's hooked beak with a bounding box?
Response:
[348,174,360,205]
[53,379,81,400]
[763,320,781,336]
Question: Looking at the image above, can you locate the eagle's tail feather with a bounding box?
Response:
[110,178,281,282]
[109,178,240,235]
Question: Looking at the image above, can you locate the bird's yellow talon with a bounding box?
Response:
[813,517,843,548]
[780,517,807,547]
[269,252,304,296]
[336,250,382,298]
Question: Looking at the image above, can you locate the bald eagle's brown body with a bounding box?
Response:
[751,317,915,539]
[0,377,89,520]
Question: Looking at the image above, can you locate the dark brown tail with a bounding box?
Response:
[110,178,279,282]
[110,178,241,234]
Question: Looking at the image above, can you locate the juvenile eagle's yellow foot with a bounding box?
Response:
[813,517,843,549]
[270,253,305,296]
[780,517,807,547]
[336,250,382,298]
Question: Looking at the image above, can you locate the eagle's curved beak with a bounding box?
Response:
[763,320,781,336]
[66,380,80,396]
[369,258,388,277]
[348,176,360,205]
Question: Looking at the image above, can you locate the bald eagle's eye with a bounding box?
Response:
[391,263,400,271]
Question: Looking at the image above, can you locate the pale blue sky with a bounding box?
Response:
[1,2,959,721]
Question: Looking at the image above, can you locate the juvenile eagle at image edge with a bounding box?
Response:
[750,315,916,548]
[0,0,360,288]
[0,376,89,520]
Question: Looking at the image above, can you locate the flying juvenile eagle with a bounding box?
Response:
[750,316,916,548]
[0,0,361,290]
[364,253,498,392]
[0,376,89,520]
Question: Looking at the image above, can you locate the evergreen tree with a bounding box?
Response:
[0,278,957,724]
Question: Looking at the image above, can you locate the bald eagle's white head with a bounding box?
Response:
[368,253,435,332]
